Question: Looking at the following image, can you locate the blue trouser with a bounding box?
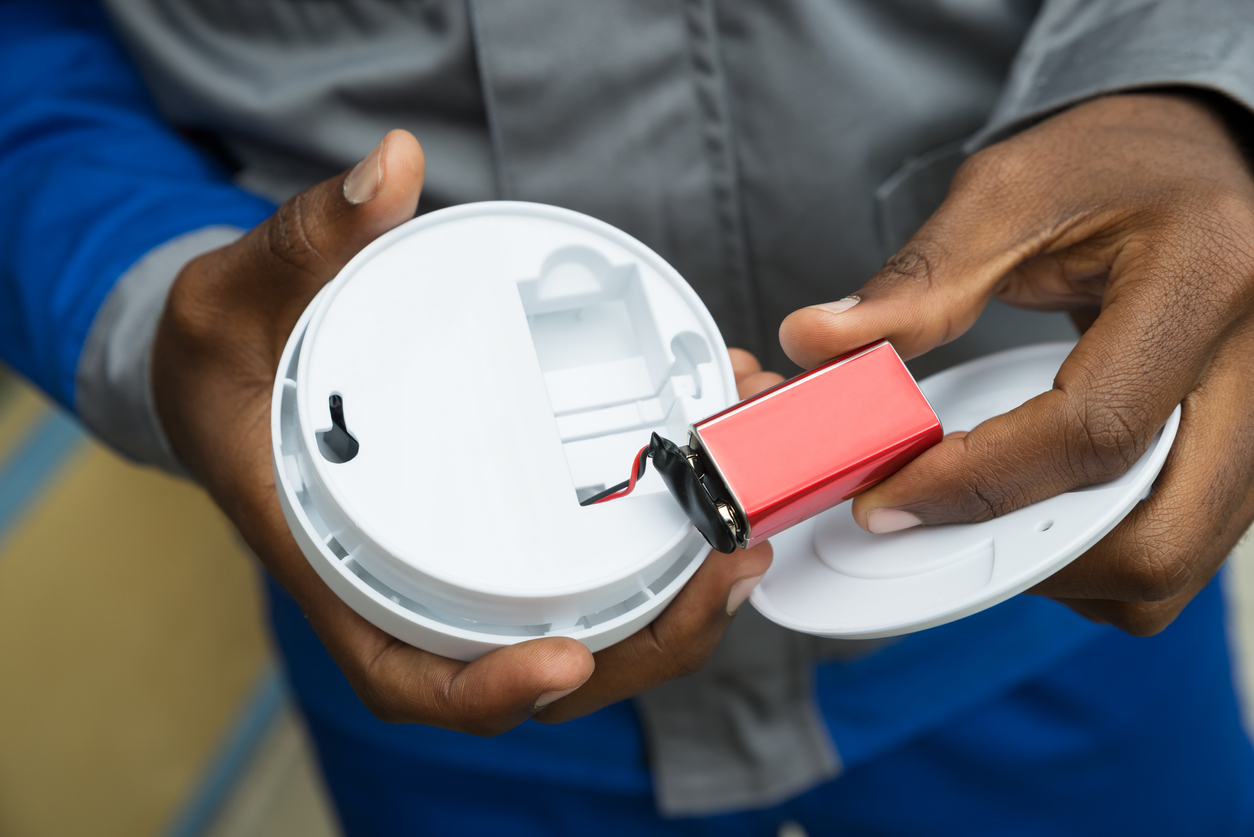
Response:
[268,575,1254,836]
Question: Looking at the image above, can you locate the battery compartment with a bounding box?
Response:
[517,246,713,503]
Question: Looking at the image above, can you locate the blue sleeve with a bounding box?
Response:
[0,0,275,409]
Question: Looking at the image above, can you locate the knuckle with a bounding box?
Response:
[945,459,1028,522]
[266,190,331,279]
[970,467,1035,519]
[951,477,1001,522]
[895,440,1026,525]
[880,244,936,284]
[877,240,942,293]
[1065,397,1149,486]
[872,237,969,347]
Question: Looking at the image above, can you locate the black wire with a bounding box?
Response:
[579,479,632,506]
[578,442,654,506]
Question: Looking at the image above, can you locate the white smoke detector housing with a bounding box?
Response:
[272,202,735,661]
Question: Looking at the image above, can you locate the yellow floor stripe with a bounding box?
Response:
[0,384,49,465]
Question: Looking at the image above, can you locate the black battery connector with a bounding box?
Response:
[579,433,736,554]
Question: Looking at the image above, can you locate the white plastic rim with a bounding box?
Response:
[271,202,736,661]
[751,342,1182,640]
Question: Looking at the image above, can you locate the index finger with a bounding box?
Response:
[728,347,763,383]
[851,275,1215,531]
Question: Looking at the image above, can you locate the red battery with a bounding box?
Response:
[689,340,942,549]
[583,339,943,553]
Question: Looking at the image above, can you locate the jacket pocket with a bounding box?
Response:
[874,138,968,262]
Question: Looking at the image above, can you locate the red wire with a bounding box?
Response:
[589,445,650,504]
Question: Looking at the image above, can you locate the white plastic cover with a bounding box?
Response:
[272,202,735,660]
[752,342,1181,639]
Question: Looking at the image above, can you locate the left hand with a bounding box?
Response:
[780,92,1254,636]
[152,128,783,729]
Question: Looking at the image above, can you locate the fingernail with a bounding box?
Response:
[866,508,923,534]
[343,141,383,204]
[727,575,763,615]
[812,296,860,315]
[534,687,577,711]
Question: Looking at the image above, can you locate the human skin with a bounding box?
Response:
[781,92,1254,637]
[151,130,781,732]
[153,91,1249,732]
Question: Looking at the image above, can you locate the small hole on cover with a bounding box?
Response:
[1035,519,1054,532]
[316,393,359,463]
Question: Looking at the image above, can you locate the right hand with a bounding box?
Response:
[152,130,776,734]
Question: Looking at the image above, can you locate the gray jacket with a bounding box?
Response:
[82,0,1254,816]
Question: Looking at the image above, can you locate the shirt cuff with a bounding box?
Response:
[75,226,245,474]
[969,0,1254,149]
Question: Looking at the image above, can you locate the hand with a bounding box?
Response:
[779,92,1254,636]
[153,130,777,732]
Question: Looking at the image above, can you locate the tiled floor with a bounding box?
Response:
[1,369,1253,837]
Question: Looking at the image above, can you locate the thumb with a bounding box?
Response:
[778,173,1047,369]
[229,129,425,331]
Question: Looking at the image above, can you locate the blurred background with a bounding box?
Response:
[1,366,1252,837]
[0,369,337,837]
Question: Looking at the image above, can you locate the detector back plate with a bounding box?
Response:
[751,342,1181,640]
